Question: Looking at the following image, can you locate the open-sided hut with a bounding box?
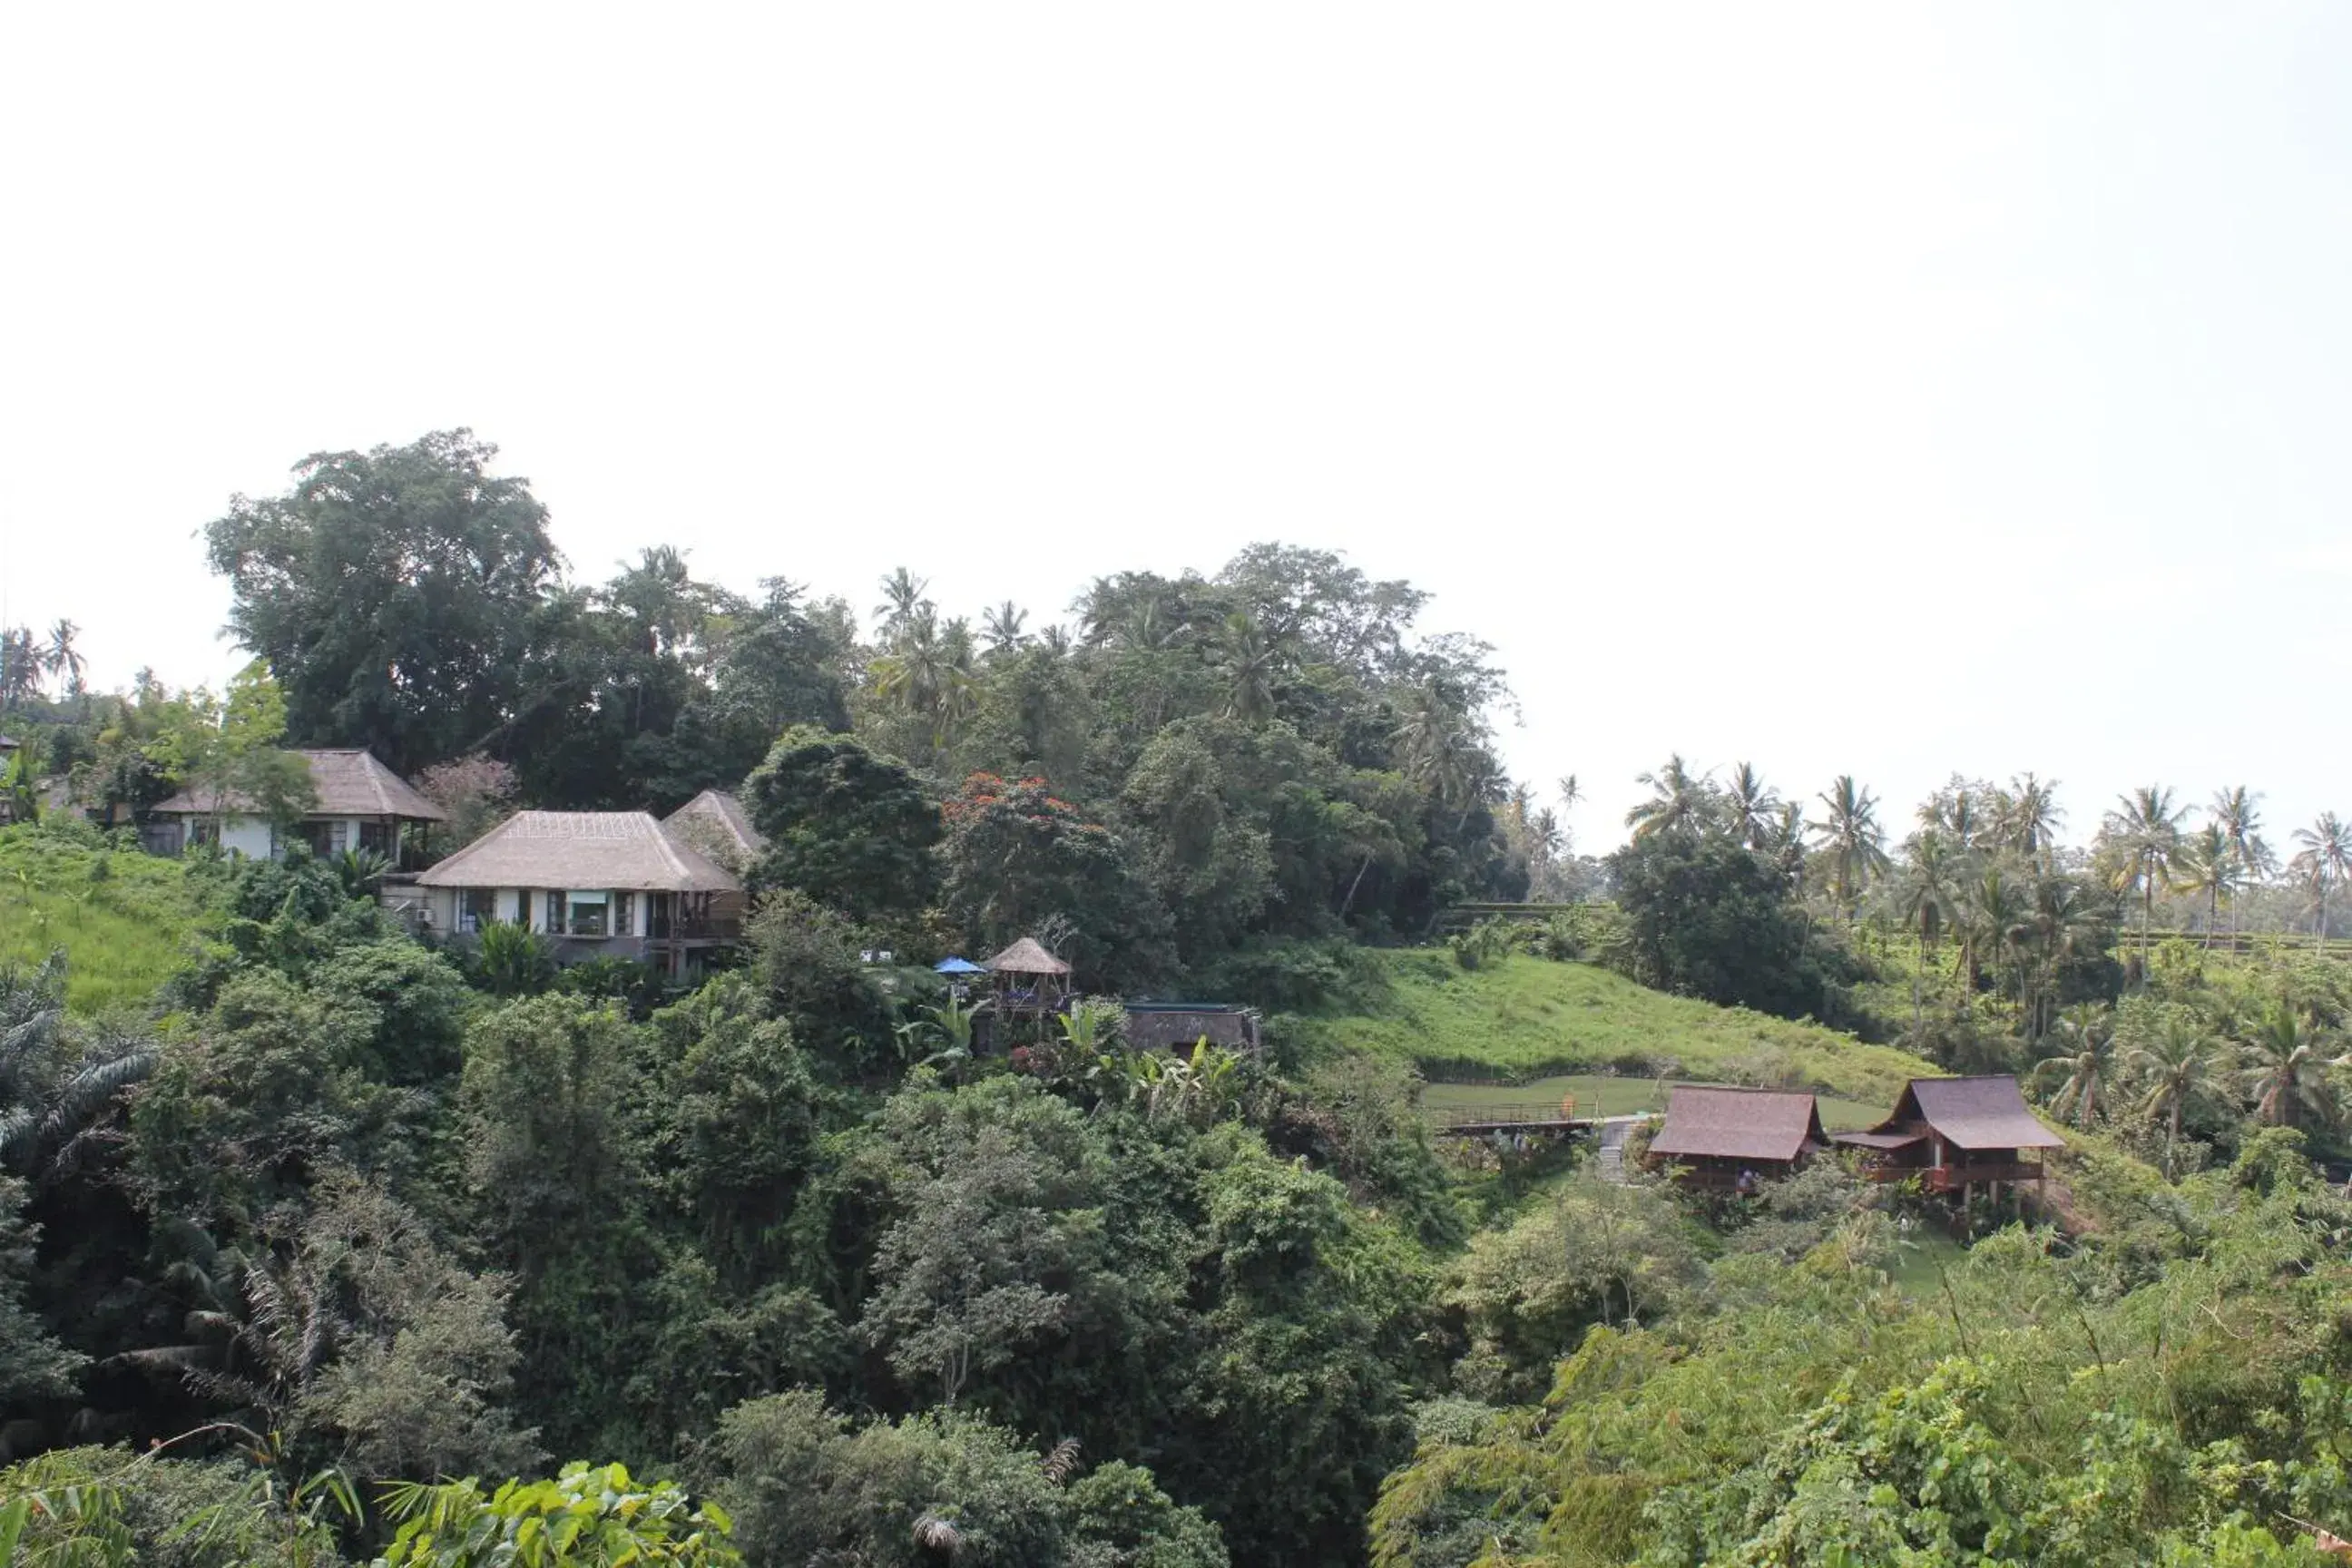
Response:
[1833,1075,2062,1200]
[1647,1086,1828,1191]
[985,937,1072,1010]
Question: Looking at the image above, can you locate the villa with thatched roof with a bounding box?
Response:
[1647,1086,1828,1191]
[147,749,444,863]
[409,810,744,976]
[1833,1075,2063,1198]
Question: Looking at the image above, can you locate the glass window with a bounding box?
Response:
[460,888,495,934]
[517,889,534,931]
[567,890,610,937]
[613,891,633,937]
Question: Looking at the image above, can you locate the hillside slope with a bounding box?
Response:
[1291,948,1936,1108]
[0,822,214,1012]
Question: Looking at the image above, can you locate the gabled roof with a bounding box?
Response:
[152,750,446,821]
[1648,1085,1828,1163]
[415,811,739,893]
[1877,1076,2063,1152]
[987,936,1071,976]
[662,789,767,860]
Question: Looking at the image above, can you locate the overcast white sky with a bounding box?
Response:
[3,4,2347,850]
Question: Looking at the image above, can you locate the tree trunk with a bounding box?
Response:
[1338,851,1375,917]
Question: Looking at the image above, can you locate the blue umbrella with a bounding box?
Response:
[935,956,986,975]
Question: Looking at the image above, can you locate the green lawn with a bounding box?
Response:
[1293,949,1937,1107]
[0,822,215,1013]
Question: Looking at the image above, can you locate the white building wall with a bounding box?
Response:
[219,816,275,859]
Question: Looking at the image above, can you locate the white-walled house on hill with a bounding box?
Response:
[147,750,445,862]
[407,810,744,976]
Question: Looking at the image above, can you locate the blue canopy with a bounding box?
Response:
[935,956,987,975]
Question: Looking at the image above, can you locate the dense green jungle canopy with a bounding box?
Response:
[5,430,2352,1566]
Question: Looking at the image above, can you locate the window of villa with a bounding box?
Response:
[613,891,633,937]
[566,890,610,937]
[461,888,495,934]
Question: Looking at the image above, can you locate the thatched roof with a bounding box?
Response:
[986,937,1071,976]
[1878,1076,2063,1152]
[152,750,446,821]
[416,811,739,893]
[1647,1086,1827,1163]
[1122,1004,1259,1052]
[662,789,766,861]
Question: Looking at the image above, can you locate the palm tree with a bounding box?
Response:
[1625,755,1713,839]
[2030,1004,2114,1127]
[43,620,85,698]
[1890,831,1963,1037]
[1918,780,1988,850]
[1962,866,2027,1009]
[1997,773,2063,870]
[873,568,932,642]
[2241,1004,2339,1129]
[1723,763,1781,851]
[2102,786,2188,966]
[2128,1012,2221,1177]
[1808,776,1889,919]
[1217,612,1285,723]
[1394,694,1479,816]
[2289,813,2352,952]
[980,602,1030,654]
[1557,774,1582,812]
[0,626,42,709]
[2210,787,2273,879]
[2171,823,2242,949]
[2019,874,2101,1043]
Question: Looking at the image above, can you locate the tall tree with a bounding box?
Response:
[2128,1011,2221,1178]
[2029,1004,2113,1127]
[873,567,932,641]
[42,620,85,699]
[1625,755,1714,840]
[1723,763,1781,851]
[741,730,944,921]
[1808,775,1889,918]
[2172,822,2243,948]
[2101,785,2188,966]
[2241,1004,2337,1129]
[980,601,1030,653]
[204,430,563,772]
[2289,811,2352,951]
[1996,772,2063,870]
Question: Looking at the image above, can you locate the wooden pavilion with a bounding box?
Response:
[985,936,1072,1012]
[1646,1086,1828,1191]
[1833,1075,2062,1202]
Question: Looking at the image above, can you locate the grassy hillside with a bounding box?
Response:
[0,821,215,1013]
[1291,948,1937,1109]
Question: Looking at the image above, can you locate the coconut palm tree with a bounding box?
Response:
[2019,874,2102,1043]
[873,567,932,642]
[2172,822,2243,949]
[2210,787,2273,883]
[1625,755,1714,839]
[1890,831,1964,1037]
[2289,812,2352,952]
[1997,772,2063,871]
[1962,866,2028,1008]
[2031,1004,2114,1127]
[2102,785,2189,966]
[1808,775,1889,919]
[1557,774,1582,812]
[42,620,85,699]
[1216,612,1286,723]
[1723,762,1782,851]
[1918,780,1989,850]
[2241,1004,2339,1129]
[2129,1011,2222,1178]
[981,602,1030,653]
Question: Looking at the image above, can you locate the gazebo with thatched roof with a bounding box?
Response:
[985,936,1072,1012]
